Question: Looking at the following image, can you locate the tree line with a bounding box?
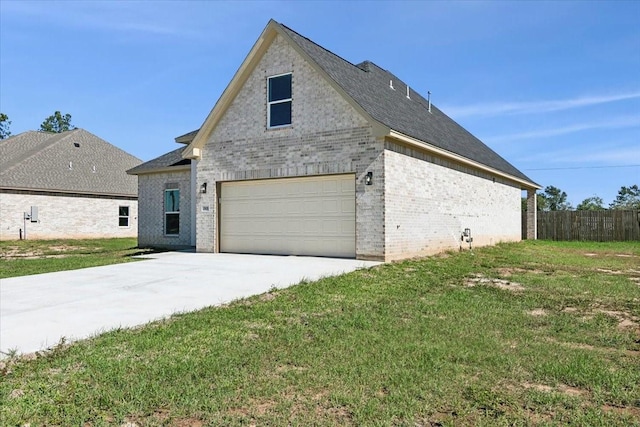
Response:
[524,185,640,211]
[0,111,76,139]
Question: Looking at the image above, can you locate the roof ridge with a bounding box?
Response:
[278,22,365,74]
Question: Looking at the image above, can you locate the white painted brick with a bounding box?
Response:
[0,192,137,240]
[384,148,521,260]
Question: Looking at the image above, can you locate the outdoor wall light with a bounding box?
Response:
[365,171,373,185]
[200,182,208,194]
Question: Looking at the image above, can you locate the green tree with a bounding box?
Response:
[576,196,605,211]
[540,185,572,211]
[0,113,11,139]
[40,111,76,133]
[609,185,640,209]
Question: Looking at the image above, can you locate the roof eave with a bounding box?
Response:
[0,186,137,198]
[127,165,191,176]
[175,129,200,144]
[387,130,541,190]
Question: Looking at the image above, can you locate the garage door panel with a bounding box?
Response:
[322,180,337,193]
[339,198,354,213]
[220,174,355,257]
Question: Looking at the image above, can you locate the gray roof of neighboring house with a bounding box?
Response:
[126,147,191,175]
[279,23,535,185]
[0,129,142,196]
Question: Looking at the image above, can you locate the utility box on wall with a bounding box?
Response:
[25,206,38,222]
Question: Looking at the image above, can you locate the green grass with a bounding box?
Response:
[1,241,639,425]
[0,238,153,278]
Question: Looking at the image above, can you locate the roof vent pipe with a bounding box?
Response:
[389,80,394,90]
[406,85,410,99]
[428,91,432,113]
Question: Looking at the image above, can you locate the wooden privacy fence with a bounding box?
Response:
[522,210,640,241]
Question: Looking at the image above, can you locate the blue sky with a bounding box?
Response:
[1,0,638,206]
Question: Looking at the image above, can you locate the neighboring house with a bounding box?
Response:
[129,20,539,261]
[1,129,142,240]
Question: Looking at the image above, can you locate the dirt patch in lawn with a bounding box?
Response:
[1,244,87,260]
[496,267,544,277]
[595,309,639,330]
[561,305,639,331]
[521,382,587,397]
[602,404,640,419]
[465,274,525,292]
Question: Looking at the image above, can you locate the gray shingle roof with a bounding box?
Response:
[0,129,141,196]
[126,147,191,175]
[279,23,536,185]
[175,129,199,144]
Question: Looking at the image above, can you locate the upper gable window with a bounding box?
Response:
[267,73,292,128]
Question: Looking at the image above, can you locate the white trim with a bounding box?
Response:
[118,205,130,228]
[127,165,191,176]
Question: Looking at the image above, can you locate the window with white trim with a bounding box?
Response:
[164,188,180,235]
[267,73,292,128]
[118,206,130,227]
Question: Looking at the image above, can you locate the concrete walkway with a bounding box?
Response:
[0,252,380,356]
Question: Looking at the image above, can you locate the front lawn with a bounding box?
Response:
[1,241,639,425]
[0,238,152,278]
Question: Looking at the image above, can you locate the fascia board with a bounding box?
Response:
[127,165,191,176]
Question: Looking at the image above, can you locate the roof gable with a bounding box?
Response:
[0,129,142,196]
[182,20,388,160]
[183,19,537,188]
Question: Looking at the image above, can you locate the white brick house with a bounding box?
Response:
[129,20,539,261]
[1,129,141,240]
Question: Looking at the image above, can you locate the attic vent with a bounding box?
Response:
[92,165,96,173]
[69,161,73,170]
[406,85,410,100]
[74,142,80,147]
[389,80,395,90]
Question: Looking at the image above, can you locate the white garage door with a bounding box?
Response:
[220,174,355,257]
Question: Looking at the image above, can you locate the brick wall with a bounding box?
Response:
[137,170,192,248]
[196,34,385,258]
[0,191,137,240]
[384,146,522,260]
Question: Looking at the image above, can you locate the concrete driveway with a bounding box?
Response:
[1,252,380,356]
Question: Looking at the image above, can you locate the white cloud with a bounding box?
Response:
[488,115,640,143]
[1,1,201,38]
[517,142,640,166]
[442,91,640,118]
